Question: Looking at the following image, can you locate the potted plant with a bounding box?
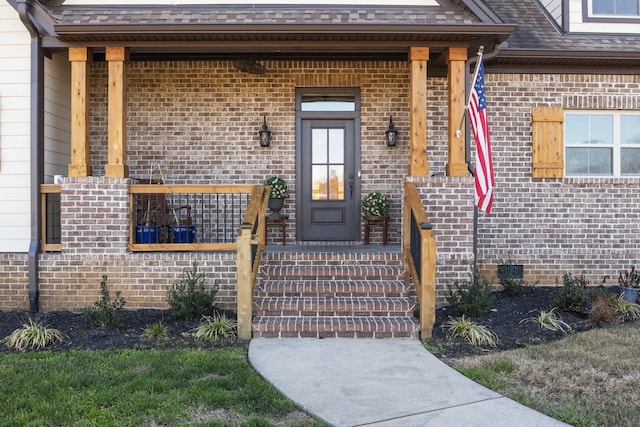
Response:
[265,176,289,217]
[361,192,389,217]
[618,266,640,303]
[168,206,196,243]
[136,203,159,243]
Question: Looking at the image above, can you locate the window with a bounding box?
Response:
[565,111,640,177]
[592,0,639,16]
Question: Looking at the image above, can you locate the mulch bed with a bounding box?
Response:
[0,286,626,356]
[0,309,248,353]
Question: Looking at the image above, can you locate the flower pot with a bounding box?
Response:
[620,286,639,303]
[135,225,159,243]
[268,197,285,217]
[170,225,196,243]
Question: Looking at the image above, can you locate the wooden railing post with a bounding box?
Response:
[420,227,436,338]
[237,222,253,340]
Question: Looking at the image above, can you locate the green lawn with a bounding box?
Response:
[0,347,326,427]
[449,322,640,427]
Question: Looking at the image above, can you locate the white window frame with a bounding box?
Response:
[590,0,640,17]
[565,110,640,178]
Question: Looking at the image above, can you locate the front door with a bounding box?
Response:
[299,119,358,240]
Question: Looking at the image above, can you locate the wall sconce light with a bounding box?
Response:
[259,116,272,147]
[385,115,398,147]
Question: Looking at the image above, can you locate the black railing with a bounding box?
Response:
[40,184,61,251]
[129,184,258,251]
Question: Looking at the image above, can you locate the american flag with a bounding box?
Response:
[467,59,494,214]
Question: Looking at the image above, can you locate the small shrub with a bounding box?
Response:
[443,315,497,347]
[500,277,532,297]
[4,319,64,351]
[615,295,640,322]
[167,261,219,320]
[446,272,494,317]
[588,293,618,326]
[142,322,170,340]
[520,308,572,333]
[192,313,237,343]
[550,273,589,314]
[82,275,126,327]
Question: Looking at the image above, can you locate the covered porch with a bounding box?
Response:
[23,1,514,338]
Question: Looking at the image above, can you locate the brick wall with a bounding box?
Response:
[89,60,414,245]
[408,176,475,306]
[476,74,640,286]
[0,253,29,310]
[5,66,640,313]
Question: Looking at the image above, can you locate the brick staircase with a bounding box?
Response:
[252,245,420,338]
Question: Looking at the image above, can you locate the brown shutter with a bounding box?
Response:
[532,106,564,178]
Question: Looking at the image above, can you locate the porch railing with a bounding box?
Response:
[236,185,270,339]
[129,184,258,251]
[402,181,436,339]
[40,184,62,252]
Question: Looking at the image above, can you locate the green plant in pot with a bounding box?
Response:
[265,176,289,217]
[362,192,389,217]
[618,266,640,303]
[136,204,159,244]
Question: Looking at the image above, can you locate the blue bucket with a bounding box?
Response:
[170,225,196,243]
[135,225,159,243]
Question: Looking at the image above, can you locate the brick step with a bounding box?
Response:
[257,279,412,298]
[260,265,406,281]
[262,249,402,265]
[255,296,416,317]
[252,316,420,339]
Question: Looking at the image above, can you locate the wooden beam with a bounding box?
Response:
[105,47,130,178]
[408,47,429,176]
[446,47,468,177]
[68,47,92,177]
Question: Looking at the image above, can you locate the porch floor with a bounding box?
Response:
[263,243,401,254]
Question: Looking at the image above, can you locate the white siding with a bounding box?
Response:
[540,0,563,27]
[44,52,71,183]
[569,0,640,34]
[0,2,30,253]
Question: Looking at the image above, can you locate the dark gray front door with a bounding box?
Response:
[299,119,358,240]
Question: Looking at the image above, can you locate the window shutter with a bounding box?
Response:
[532,106,564,178]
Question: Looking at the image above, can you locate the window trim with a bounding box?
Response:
[583,0,640,23]
[564,110,640,178]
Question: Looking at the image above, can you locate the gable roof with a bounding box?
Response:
[16,0,640,71]
[485,0,640,71]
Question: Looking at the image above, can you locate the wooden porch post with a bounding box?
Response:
[408,47,429,177]
[446,47,468,177]
[105,47,129,178]
[237,223,253,340]
[68,47,92,177]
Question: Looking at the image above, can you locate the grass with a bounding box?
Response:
[450,321,640,427]
[0,347,326,427]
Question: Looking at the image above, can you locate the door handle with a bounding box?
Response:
[349,174,354,199]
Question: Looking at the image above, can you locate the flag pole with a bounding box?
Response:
[455,45,485,139]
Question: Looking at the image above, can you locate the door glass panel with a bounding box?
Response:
[301,94,356,111]
[328,129,344,163]
[312,165,327,200]
[311,127,345,201]
[329,166,344,200]
[312,129,327,163]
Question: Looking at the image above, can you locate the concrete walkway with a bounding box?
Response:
[249,339,569,427]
